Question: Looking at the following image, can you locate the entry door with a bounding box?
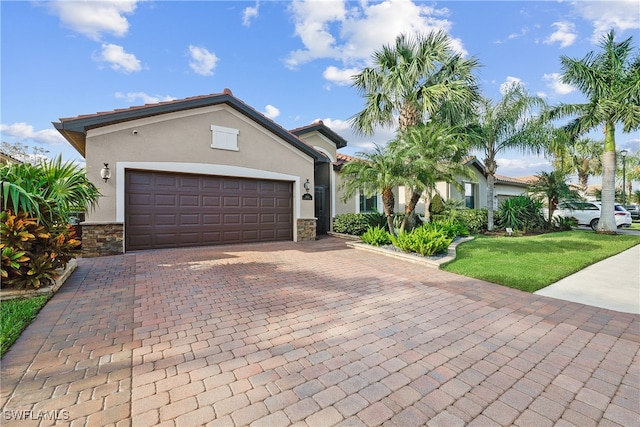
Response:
[314,185,328,235]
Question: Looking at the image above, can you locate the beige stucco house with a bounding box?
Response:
[54,89,355,256]
[54,90,531,256]
[403,157,531,215]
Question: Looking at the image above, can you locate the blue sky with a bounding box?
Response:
[1,0,639,180]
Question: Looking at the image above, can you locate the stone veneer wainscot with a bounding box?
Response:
[297,218,317,241]
[81,223,124,257]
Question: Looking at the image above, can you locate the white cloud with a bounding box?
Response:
[543,73,575,95]
[0,122,66,146]
[496,156,551,175]
[242,2,260,27]
[262,105,280,120]
[572,0,640,43]
[47,0,138,41]
[188,45,218,76]
[95,43,142,73]
[115,92,176,104]
[499,76,523,95]
[316,118,352,133]
[544,21,577,48]
[285,0,463,73]
[322,66,359,86]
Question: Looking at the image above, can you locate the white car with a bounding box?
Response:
[554,201,632,230]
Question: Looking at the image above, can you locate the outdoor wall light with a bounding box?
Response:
[100,163,111,182]
[304,179,310,193]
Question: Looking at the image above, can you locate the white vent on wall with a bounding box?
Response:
[210,125,239,151]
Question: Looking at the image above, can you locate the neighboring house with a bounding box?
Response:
[0,150,23,165]
[54,89,356,256]
[403,157,531,214]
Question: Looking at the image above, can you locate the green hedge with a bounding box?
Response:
[450,209,488,234]
[333,212,386,235]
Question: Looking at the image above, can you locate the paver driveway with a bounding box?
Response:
[1,237,639,426]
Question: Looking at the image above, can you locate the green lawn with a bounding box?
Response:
[0,296,50,357]
[441,230,640,293]
[628,221,640,231]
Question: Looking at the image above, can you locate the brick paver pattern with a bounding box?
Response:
[1,237,638,426]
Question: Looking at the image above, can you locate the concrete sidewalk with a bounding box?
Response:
[535,244,640,314]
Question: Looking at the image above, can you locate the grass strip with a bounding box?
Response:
[1,296,49,357]
[441,230,640,293]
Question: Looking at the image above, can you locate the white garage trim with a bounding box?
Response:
[116,162,302,240]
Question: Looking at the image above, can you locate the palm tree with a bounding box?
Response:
[350,31,481,225]
[529,170,579,227]
[472,82,547,230]
[389,122,477,232]
[618,150,639,198]
[552,136,602,195]
[339,145,406,235]
[547,30,640,232]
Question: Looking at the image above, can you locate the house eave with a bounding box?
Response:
[54,93,327,162]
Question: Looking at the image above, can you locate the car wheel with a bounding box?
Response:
[590,218,599,230]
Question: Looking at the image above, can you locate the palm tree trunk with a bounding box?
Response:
[400,190,422,233]
[382,188,396,236]
[487,173,495,231]
[599,122,617,232]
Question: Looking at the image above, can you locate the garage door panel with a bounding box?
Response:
[155,214,177,226]
[155,194,177,206]
[180,176,200,188]
[179,214,200,225]
[261,199,275,208]
[203,196,220,207]
[126,170,292,251]
[128,194,152,206]
[223,213,241,224]
[223,196,240,207]
[203,214,221,225]
[156,175,178,187]
[179,195,200,207]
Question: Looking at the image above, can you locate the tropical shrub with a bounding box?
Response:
[333,212,387,235]
[553,216,578,231]
[498,195,545,232]
[333,213,373,235]
[0,211,80,289]
[0,157,98,289]
[451,209,488,234]
[363,212,387,230]
[390,232,414,253]
[391,226,452,256]
[360,226,392,246]
[428,194,446,221]
[427,218,469,239]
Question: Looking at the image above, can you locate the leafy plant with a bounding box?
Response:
[361,226,392,246]
[390,225,453,256]
[407,226,453,256]
[451,209,488,234]
[333,213,375,236]
[390,232,414,253]
[0,210,79,289]
[427,218,469,239]
[554,216,578,231]
[1,156,100,227]
[498,195,545,232]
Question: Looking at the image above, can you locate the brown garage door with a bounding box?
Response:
[125,170,292,251]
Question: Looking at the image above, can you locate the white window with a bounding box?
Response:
[210,125,239,151]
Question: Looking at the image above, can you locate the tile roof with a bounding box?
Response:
[290,120,348,149]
